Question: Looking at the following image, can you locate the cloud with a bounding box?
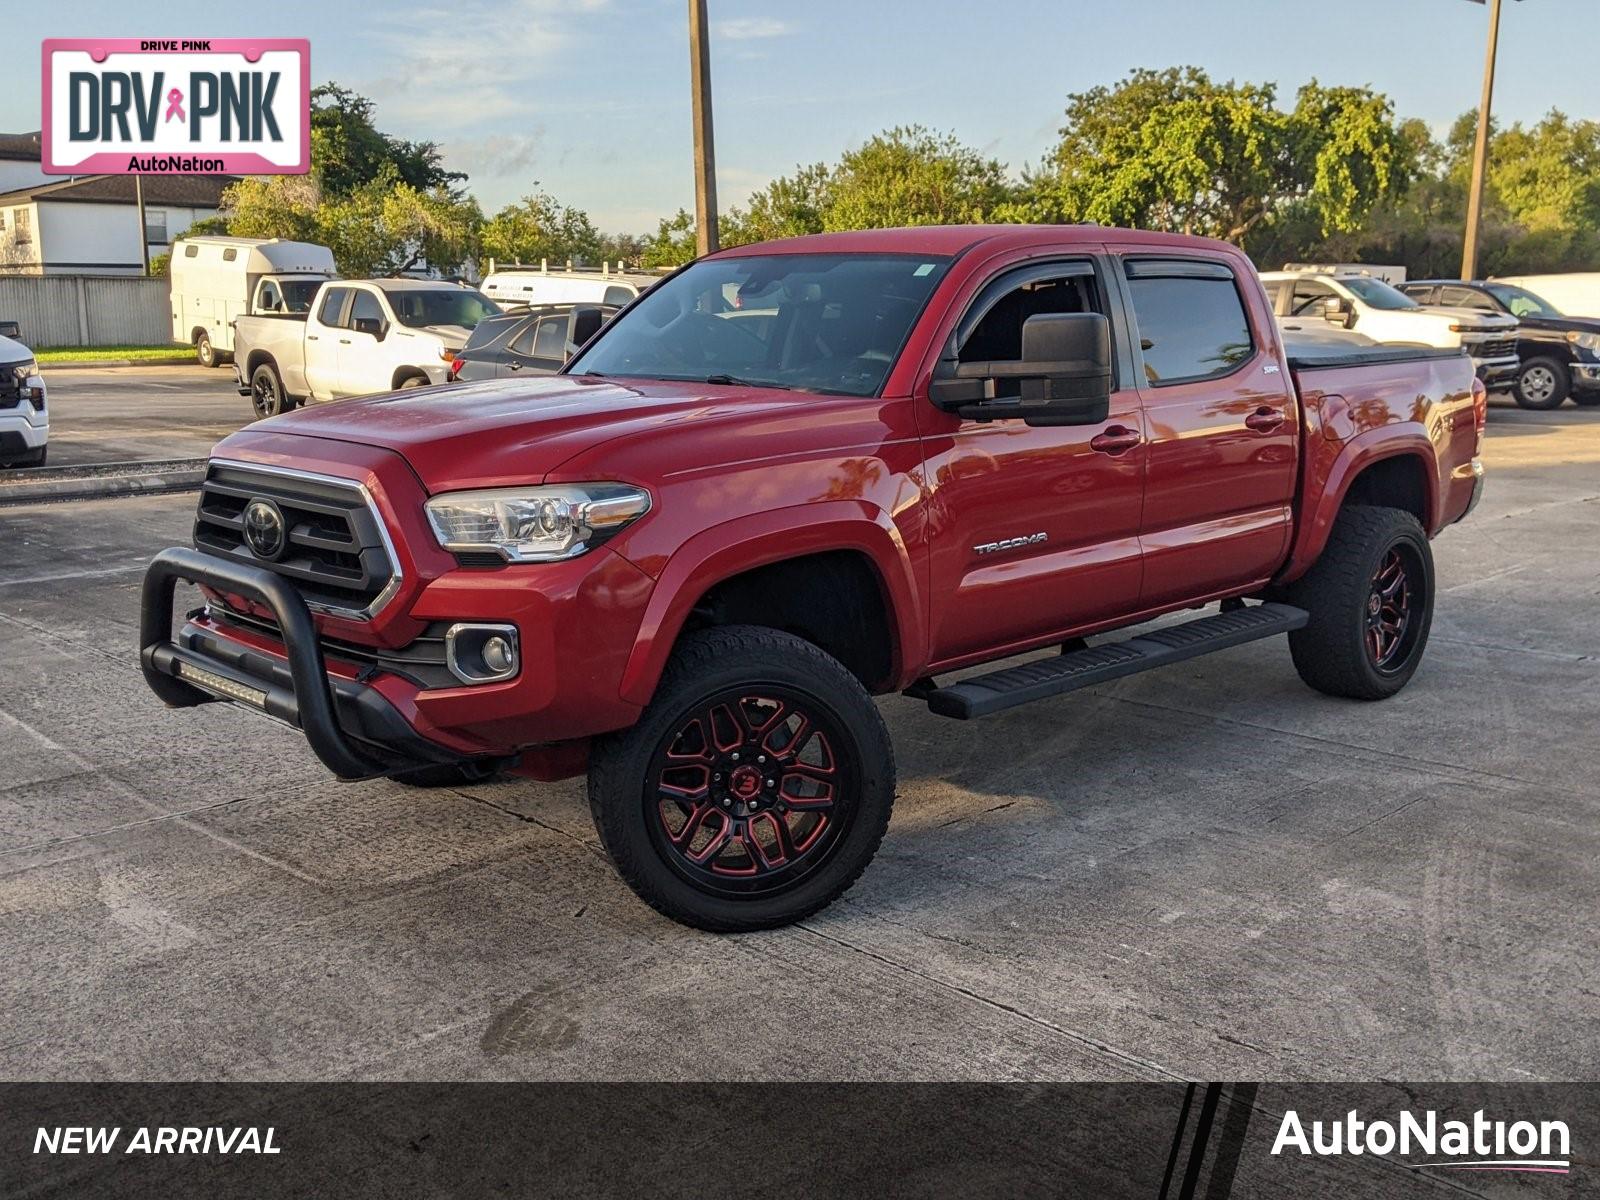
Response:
[714,17,794,40]
[441,132,546,181]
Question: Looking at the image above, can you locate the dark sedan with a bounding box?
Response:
[1398,279,1600,410]
[449,303,618,382]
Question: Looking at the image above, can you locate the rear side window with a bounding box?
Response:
[466,315,520,351]
[533,316,568,360]
[318,287,351,327]
[507,318,540,356]
[1126,261,1253,385]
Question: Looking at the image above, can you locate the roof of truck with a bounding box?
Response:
[714,224,1241,259]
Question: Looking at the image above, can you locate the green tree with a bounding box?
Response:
[310,83,463,196]
[823,126,1013,230]
[480,192,602,267]
[641,209,698,269]
[1025,68,1408,246]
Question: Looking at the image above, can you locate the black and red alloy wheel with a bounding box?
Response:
[1365,544,1422,673]
[646,686,857,897]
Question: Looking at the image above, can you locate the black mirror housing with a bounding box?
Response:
[930,312,1113,427]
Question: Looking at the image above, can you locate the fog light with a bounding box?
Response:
[445,623,520,685]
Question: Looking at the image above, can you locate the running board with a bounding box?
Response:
[922,602,1309,720]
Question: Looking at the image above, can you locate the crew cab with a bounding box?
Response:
[1397,278,1600,410]
[1260,269,1520,388]
[231,279,500,418]
[141,226,1485,931]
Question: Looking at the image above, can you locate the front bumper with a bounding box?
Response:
[141,547,482,780]
[1572,363,1600,390]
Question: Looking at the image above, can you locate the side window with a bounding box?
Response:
[258,281,281,312]
[1260,279,1287,313]
[184,243,199,257]
[1125,261,1254,386]
[318,287,351,328]
[507,319,539,356]
[349,289,385,334]
[533,316,569,361]
[1289,278,1337,316]
[1442,286,1493,311]
[957,263,1102,398]
[221,247,237,262]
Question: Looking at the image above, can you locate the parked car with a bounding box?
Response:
[1396,279,1600,410]
[0,327,47,468]
[1260,269,1520,388]
[141,225,1485,931]
[1493,272,1600,320]
[449,303,618,382]
[480,263,657,308]
[170,236,337,368]
[231,279,500,417]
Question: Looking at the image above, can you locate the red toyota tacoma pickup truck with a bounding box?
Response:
[141,226,1485,930]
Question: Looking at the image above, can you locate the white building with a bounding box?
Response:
[0,132,236,275]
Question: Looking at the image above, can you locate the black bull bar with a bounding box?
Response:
[140,546,464,780]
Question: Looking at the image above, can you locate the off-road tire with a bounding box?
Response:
[1284,505,1434,700]
[588,625,895,932]
[1514,356,1570,410]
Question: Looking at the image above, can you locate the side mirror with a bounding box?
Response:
[1319,297,1352,325]
[352,316,383,337]
[929,312,1113,427]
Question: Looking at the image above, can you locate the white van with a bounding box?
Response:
[480,262,657,309]
[170,236,337,367]
[1493,273,1600,319]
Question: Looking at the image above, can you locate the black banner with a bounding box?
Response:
[2,1083,1592,1198]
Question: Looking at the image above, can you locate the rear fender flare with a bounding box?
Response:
[1279,427,1437,583]
[617,501,925,707]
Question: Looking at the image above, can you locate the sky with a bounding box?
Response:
[7,0,1598,233]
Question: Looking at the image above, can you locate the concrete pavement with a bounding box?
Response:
[35,364,248,467]
[0,403,1596,1082]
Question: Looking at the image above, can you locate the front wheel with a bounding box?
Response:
[1283,506,1434,700]
[1514,357,1570,410]
[588,626,895,932]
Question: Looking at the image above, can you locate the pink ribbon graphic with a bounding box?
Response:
[164,88,185,123]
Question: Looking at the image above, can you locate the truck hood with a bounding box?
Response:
[1518,313,1600,336]
[235,374,817,492]
[1406,305,1517,330]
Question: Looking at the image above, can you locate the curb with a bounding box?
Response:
[38,356,197,369]
[0,458,208,506]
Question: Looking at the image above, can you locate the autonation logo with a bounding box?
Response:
[1273,1108,1571,1175]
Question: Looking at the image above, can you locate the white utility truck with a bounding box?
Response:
[480,262,658,309]
[170,236,338,367]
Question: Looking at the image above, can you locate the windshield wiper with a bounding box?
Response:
[703,373,791,390]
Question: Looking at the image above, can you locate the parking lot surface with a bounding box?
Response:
[1,402,1597,1082]
[38,364,245,466]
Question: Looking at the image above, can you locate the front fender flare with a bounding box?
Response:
[616,500,925,707]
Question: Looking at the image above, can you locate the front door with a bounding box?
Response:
[920,257,1148,664]
[1113,252,1298,607]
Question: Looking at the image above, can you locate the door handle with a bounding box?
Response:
[307,334,319,341]
[508,361,522,371]
[1090,425,1142,455]
[1245,406,1285,433]
[339,338,352,345]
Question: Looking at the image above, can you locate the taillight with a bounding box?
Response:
[1471,376,1487,448]
[447,358,462,382]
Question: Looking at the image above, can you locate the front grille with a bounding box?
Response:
[193,462,398,616]
[209,607,456,689]
[1475,338,1517,359]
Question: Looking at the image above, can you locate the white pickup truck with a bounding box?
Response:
[231,279,500,418]
[1260,269,1521,388]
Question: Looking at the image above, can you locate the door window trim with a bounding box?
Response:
[318,287,354,329]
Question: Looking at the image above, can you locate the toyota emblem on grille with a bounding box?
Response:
[242,498,287,561]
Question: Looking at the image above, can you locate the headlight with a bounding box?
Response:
[1566,331,1600,353]
[12,359,36,385]
[425,483,650,562]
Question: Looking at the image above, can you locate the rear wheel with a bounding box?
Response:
[250,362,290,419]
[588,626,895,932]
[1283,506,1434,700]
[1,444,46,468]
[196,331,218,368]
[398,375,428,390]
[1514,357,1569,410]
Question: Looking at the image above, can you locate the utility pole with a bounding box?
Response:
[133,174,151,275]
[688,0,719,256]
[1461,0,1505,281]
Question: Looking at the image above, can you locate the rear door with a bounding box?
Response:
[1114,253,1298,607]
[305,286,350,400]
[919,253,1149,663]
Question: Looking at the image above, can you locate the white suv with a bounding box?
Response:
[0,329,47,468]
[1260,270,1521,387]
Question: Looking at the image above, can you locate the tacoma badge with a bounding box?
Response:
[973,532,1048,555]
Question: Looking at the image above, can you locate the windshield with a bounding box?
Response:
[566,252,951,396]
[1339,277,1418,310]
[1486,283,1561,318]
[280,279,322,313]
[387,288,500,330]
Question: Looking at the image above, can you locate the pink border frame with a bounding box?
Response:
[41,38,311,175]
